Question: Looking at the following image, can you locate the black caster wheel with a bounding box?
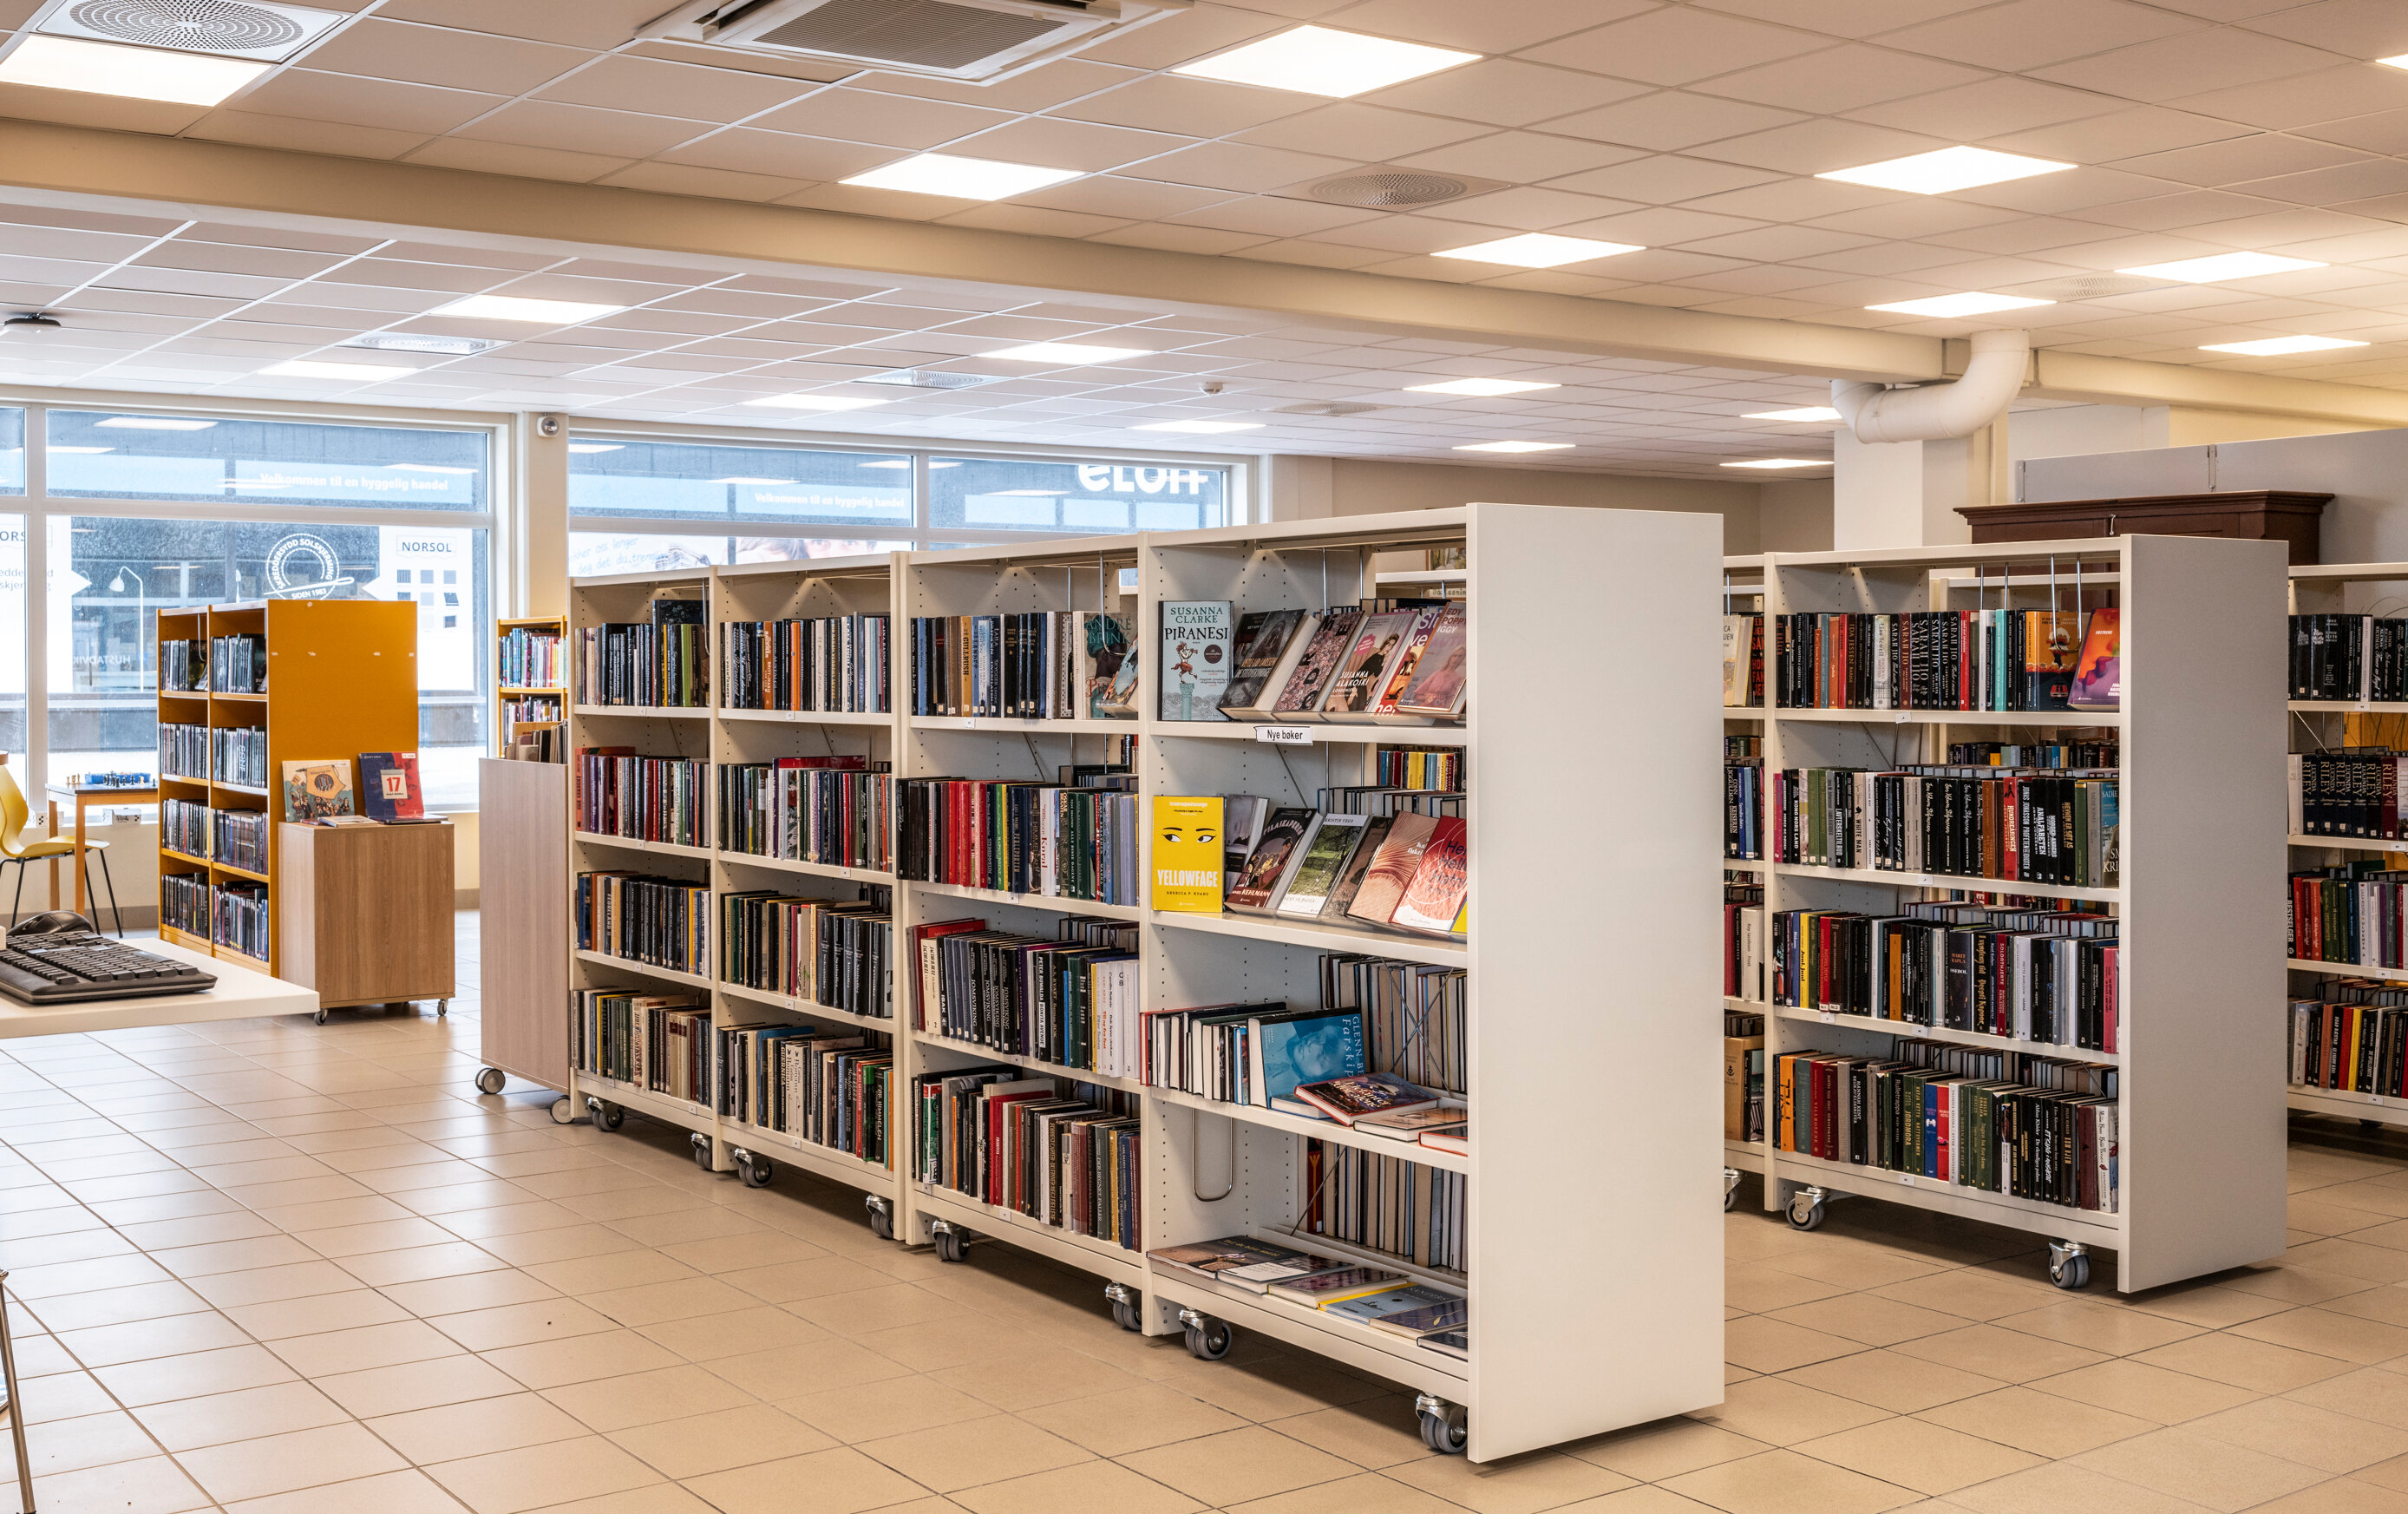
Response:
[736,1152,773,1189]
[2048,1249,2091,1291]
[548,1097,575,1125]
[932,1225,970,1263]
[586,1098,624,1131]
[1107,1287,1142,1333]
[2365,1119,2385,1132]
[1787,1193,1825,1232]
[690,1133,714,1171]
[436,1000,448,1018]
[474,1067,505,1095]
[1419,1402,1468,1455]
[866,1201,893,1241]
[314,1009,329,1026]
[1182,1315,1233,1360]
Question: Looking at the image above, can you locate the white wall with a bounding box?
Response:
[1266,456,1765,554]
[1759,478,1834,552]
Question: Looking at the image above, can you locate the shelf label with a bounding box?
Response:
[1819,1012,1835,1023]
[1255,725,1314,747]
[1898,1174,1916,1186]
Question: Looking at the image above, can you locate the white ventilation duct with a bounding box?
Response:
[1830,329,2030,444]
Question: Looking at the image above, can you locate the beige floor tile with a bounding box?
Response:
[179,1420,412,1504]
[341,1242,512,1288]
[1690,1377,1893,1445]
[2073,1426,2330,1513]
[1016,1380,1250,1457]
[1117,1423,1367,1506]
[482,1327,684,1389]
[788,1282,977,1337]
[315,1353,527,1418]
[1914,1383,2156,1458]
[506,1488,723,1514]
[521,1249,699,1295]
[222,1467,475,1514]
[190,1259,365,1309]
[381,1268,559,1317]
[1659,1447,1919,1514]
[611,1403,838,1478]
[1796,1415,2044,1495]
[26,1453,215,1514]
[1724,1314,1867,1374]
[1768,1294,1967,1348]
[33,1278,211,1331]
[2134,1332,2357,1393]
[152,1233,320,1278]
[683,1445,932,1514]
[272,1318,466,1377]
[952,1458,1203,1514]
[1992,1299,2206,1355]
[2236,1307,2408,1365]
[20,1406,162,1475]
[2186,1397,2408,1475]
[711,1333,915,1399]
[1780,1348,2004,1413]
[1947,1459,2215,1514]
[425,1435,664,1514]
[858,1411,1090,1493]
[95,1341,295,1406]
[1889,1324,2109,1383]
[134,1379,350,1452]
[637,1301,831,1360]
[723,1255,896,1303]
[2248,1479,2408,1513]
[773,1373,993,1444]
[539,1363,750,1433]
[229,1287,415,1340]
[1264,1397,1431,1471]
[2033,1358,2260,1424]
[1568,1419,1771,1482]
[368,1390,592,1463]
[658,1230,829,1273]
[427,1296,620,1352]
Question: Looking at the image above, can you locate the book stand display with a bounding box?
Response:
[555,503,1724,1462]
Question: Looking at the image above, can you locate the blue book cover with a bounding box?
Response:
[1253,1009,1365,1107]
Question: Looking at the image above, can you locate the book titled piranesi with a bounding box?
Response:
[1151,796,1225,914]
[1160,600,1233,721]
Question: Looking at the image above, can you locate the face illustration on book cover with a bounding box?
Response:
[1151,796,1223,913]
[1275,608,1362,712]
[1328,632,1400,713]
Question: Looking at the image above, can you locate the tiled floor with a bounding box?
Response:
[4,920,2408,1512]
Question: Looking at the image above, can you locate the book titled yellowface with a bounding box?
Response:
[1153,796,1224,913]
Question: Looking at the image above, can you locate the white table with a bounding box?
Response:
[0,938,317,1041]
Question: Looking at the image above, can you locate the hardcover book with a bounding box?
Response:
[1322,611,1420,721]
[2069,607,2120,711]
[1390,818,1469,934]
[1266,1266,1405,1307]
[1321,814,1393,921]
[1325,1284,1463,1329]
[1148,1235,1325,1292]
[1080,611,1135,720]
[1151,796,1226,914]
[1250,1007,1367,1108]
[281,759,355,822]
[2022,610,2078,711]
[1217,609,1314,718]
[1346,813,1438,927]
[1351,1105,1462,1142]
[1273,607,1364,716]
[1274,813,1371,919]
[1225,805,1314,912]
[1391,603,1469,720]
[357,751,425,823]
[1292,1071,1439,1125]
[1160,600,1234,721]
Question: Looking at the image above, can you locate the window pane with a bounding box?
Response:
[49,518,487,808]
[0,410,24,495]
[48,411,488,510]
[568,439,912,527]
[0,517,25,775]
[570,532,909,577]
[926,456,1227,534]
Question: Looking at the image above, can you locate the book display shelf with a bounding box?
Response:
[496,614,567,751]
[1727,535,2287,1294]
[1721,555,1768,1216]
[553,503,1724,1463]
[154,599,417,978]
[2282,560,2408,1130]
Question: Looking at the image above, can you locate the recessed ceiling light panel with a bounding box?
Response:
[434,295,625,324]
[860,369,1002,390]
[741,393,890,411]
[1454,440,1572,453]
[2201,335,2369,356]
[985,342,1149,364]
[344,332,499,356]
[842,153,1083,200]
[1406,377,1561,397]
[1867,292,2054,318]
[2117,252,2326,283]
[1172,24,1476,97]
[96,416,215,429]
[1819,146,2072,194]
[0,32,266,102]
[1745,407,1842,423]
[1435,233,1641,268]
[1723,458,1830,469]
[40,0,347,62]
[1133,419,1262,432]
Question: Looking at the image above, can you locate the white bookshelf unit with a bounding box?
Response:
[1728,535,2287,1295]
[558,502,1725,1464]
[1722,554,1770,1215]
[2283,561,2408,1131]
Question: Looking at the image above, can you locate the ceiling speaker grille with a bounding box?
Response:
[67,0,302,49]
[1307,172,1470,209]
[753,0,1064,68]
[860,369,1002,390]
[2012,274,2175,301]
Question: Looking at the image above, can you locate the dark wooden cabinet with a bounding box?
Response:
[1957,490,2331,564]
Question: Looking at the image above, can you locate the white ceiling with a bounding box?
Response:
[13,0,2408,472]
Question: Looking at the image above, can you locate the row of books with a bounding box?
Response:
[1307,1140,1467,1273]
[1950,739,2118,770]
[1724,881,1763,1001]
[501,695,564,731]
[1770,766,2119,889]
[2291,613,2408,702]
[1770,904,2120,1052]
[162,799,269,873]
[1376,748,1466,792]
[160,724,270,787]
[2289,863,2408,969]
[1764,607,2120,712]
[721,890,893,1016]
[577,872,708,975]
[1208,806,1466,938]
[1772,1039,2119,1212]
[1321,954,1466,1098]
[2290,751,2408,838]
[898,777,1139,906]
[910,611,1132,721]
[499,625,563,690]
[161,639,204,695]
[1725,1009,1766,1143]
[2289,982,2408,1097]
[1197,602,1467,724]
[1147,1235,1465,1359]
[573,987,708,1099]
[718,760,891,872]
[917,916,1135,1072]
[913,1068,1139,1249]
[209,633,266,694]
[1721,613,1766,708]
[166,872,268,960]
[719,1020,892,1164]
[576,614,707,707]
[723,614,891,713]
[1139,1000,1462,1132]
[577,750,705,848]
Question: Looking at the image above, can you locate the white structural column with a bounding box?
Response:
[1833,421,2005,551]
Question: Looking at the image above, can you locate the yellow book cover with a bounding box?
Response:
[1152,796,1224,913]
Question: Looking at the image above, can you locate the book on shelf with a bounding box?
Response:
[280,759,355,822]
[1303,1140,1465,1271]
[1346,813,1436,927]
[1771,1036,2118,1212]
[500,625,563,690]
[1772,765,2119,888]
[1225,806,1314,912]
[2291,981,2408,1095]
[911,611,1128,720]
[923,916,1139,1075]
[1267,1265,1408,1308]
[1377,748,1465,793]
[1321,610,1421,721]
[208,632,265,693]
[1351,1105,1462,1142]
[357,751,426,823]
[2290,862,2408,968]
[1722,613,1765,708]
[898,777,1139,905]
[722,613,891,714]
[576,613,708,707]
[1725,877,1764,1003]
[2291,613,2408,703]
[578,749,706,847]
[1420,1330,1469,1360]
[211,878,270,960]
[507,721,565,763]
[1096,635,1140,718]
[718,759,892,871]
[1161,600,1234,721]
[2069,607,2119,711]
[1140,1000,1337,1106]
[728,1021,893,1164]
[2290,751,2408,838]
[161,639,203,694]
[576,871,709,973]
[1293,1072,1438,1125]
[1151,795,1225,914]
[1390,603,1468,721]
[1726,735,1763,861]
[913,1068,1140,1248]
[1273,609,1362,718]
[1772,901,2119,1053]
[573,986,709,1095]
[1318,952,1466,1096]
[722,890,892,1019]
[213,726,268,787]
[1725,1011,1765,1144]
[1148,1235,1332,1291]
[1388,818,1466,934]
[1224,796,1272,879]
[1218,609,1317,719]
[1419,1121,1466,1156]
[1771,606,2116,712]
[1329,1283,1465,1334]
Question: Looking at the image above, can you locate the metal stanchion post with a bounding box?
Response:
[0,1269,31,1513]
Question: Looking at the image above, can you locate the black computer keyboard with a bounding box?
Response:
[0,933,217,1003]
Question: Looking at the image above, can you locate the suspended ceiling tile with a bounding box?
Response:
[2241,0,2408,59]
[848,58,1143,115]
[1543,91,1809,153]
[657,129,893,183]
[1518,9,1830,87]
[236,71,507,135]
[1396,133,1646,184]
[530,56,814,123]
[1016,175,1238,221]
[182,111,432,161]
[1847,75,2127,141]
[1121,141,1359,194]
[1050,75,1309,138]
[1694,44,1988,115]
[455,102,716,161]
[2169,63,2408,132]
[2032,29,2344,102]
[1364,59,1648,128]
[371,0,658,50]
[1233,102,1491,161]
[596,162,816,204]
[2118,133,2371,188]
[944,116,1195,174]
[1875,0,2207,73]
[301,19,593,96]
[1685,115,1950,174]
[749,88,1019,151]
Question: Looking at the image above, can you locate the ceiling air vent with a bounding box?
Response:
[861,368,1002,390]
[1275,402,1384,417]
[1308,173,1472,210]
[36,0,345,61]
[2010,274,2176,302]
[638,0,1187,82]
[344,333,501,357]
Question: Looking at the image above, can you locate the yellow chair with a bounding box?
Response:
[0,765,121,936]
